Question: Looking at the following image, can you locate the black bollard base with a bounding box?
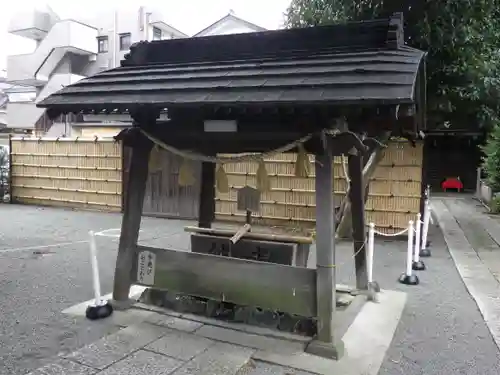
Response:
[398,273,419,285]
[419,248,431,257]
[85,301,114,320]
[412,260,426,271]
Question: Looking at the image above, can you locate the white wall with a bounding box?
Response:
[5,91,36,102]
[6,102,44,129]
[7,6,178,81]
[81,7,185,75]
[36,73,85,103]
[8,7,59,40]
[6,6,173,129]
[7,20,98,84]
[196,15,266,37]
[35,20,98,81]
[0,110,7,126]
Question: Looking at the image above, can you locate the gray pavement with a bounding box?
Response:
[432,196,500,351]
[1,201,500,374]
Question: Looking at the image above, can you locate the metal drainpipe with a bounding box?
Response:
[145,12,152,40]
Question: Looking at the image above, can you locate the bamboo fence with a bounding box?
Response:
[9,137,423,233]
[215,141,423,233]
[10,137,122,212]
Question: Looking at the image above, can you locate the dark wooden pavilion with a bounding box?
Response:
[38,12,426,359]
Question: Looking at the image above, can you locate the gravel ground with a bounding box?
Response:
[0,204,186,375]
[1,203,499,374]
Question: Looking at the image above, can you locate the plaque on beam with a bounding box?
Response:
[237,186,261,213]
[190,233,297,265]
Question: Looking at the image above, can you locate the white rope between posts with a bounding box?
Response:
[140,128,313,164]
[317,238,367,269]
[371,204,432,238]
[373,227,409,237]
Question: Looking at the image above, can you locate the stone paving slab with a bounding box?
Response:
[97,350,183,375]
[239,361,315,375]
[134,303,311,344]
[172,342,255,375]
[63,323,169,370]
[146,313,204,333]
[194,324,306,354]
[26,358,97,375]
[104,309,156,328]
[145,329,215,361]
[137,303,311,343]
[26,285,408,375]
[253,289,407,375]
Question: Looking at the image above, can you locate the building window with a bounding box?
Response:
[152,27,162,41]
[119,33,131,51]
[97,36,108,53]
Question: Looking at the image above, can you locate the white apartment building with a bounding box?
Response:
[0,74,7,128]
[5,5,187,134]
[5,7,267,136]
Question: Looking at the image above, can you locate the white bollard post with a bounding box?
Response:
[367,223,375,284]
[366,223,380,300]
[399,220,419,285]
[85,230,113,320]
[412,213,425,270]
[420,200,432,257]
[414,214,421,262]
[89,230,102,306]
[406,221,414,277]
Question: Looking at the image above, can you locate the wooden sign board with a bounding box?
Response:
[237,185,261,213]
[137,249,156,285]
[191,233,299,266]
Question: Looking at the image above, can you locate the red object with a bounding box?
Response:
[441,177,463,191]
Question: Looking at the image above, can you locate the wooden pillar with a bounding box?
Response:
[348,152,368,290]
[112,140,152,305]
[198,161,216,228]
[420,141,429,216]
[306,149,344,359]
[121,145,131,213]
[8,134,12,204]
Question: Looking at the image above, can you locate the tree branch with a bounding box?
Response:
[336,131,391,238]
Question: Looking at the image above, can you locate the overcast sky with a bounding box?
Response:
[0,0,292,71]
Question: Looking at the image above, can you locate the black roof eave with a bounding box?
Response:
[37,97,416,118]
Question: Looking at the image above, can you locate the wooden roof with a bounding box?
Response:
[37,13,426,118]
